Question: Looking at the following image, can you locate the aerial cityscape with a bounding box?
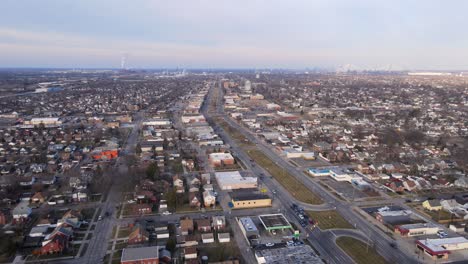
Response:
[1,1,468,264]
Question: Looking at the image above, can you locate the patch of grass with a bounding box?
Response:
[175,204,200,213]
[111,226,117,238]
[218,120,254,146]
[117,228,131,239]
[246,149,322,204]
[336,236,388,264]
[114,242,127,250]
[112,249,123,260]
[198,242,241,262]
[81,208,96,221]
[307,210,354,230]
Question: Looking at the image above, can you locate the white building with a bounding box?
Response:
[215,171,257,190]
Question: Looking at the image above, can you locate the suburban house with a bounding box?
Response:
[212,216,226,231]
[422,200,442,211]
[180,218,194,235]
[128,224,149,244]
[195,219,211,233]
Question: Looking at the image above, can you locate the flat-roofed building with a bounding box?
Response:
[238,217,259,240]
[215,171,257,190]
[416,237,468,260]
[395,223,439,237]
[255,245,323,264]
[209,152,235,167]
[121,246,159,264]
[230,192,271,209]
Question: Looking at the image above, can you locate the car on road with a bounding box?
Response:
[98,215,102,221]
[437,230,448,238]
[265,243,275,247]
[286,241,294,247]
[162,211,172,216]
[389,242,398,249]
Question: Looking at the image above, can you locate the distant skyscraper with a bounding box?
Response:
[244,80,251,91]
[121,54,127,69]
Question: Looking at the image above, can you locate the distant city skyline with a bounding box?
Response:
[1,0,468,70]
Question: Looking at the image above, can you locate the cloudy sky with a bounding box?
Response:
[1,0,467,69]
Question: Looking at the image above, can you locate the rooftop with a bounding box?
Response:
[258,214,292,230]
[121,246,159,262]
[255,245,323,264]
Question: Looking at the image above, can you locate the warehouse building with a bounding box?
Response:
[230,192,271,209]
[215,171,257,190]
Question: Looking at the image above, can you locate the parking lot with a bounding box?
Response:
[321,178,370,200]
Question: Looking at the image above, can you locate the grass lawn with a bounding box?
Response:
[246,149,322,204]
[198,242,241,262]
[112,249,122,260]
[336,237,388,264]
[175,206,200,213]
[307,210,354,230]
[117,228,132,239]
[218,120,254,147]
[111,226,117,238]
[114,242,128,250]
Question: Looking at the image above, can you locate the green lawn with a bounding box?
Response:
[307,210,354,230]
[117,228,131,239]
[336,237,388,264]
[246,149,323,204]
[218,120,254,146]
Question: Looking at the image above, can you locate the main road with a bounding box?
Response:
[208,82,420,264]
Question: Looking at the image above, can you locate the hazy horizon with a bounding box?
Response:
[1,0,468,70]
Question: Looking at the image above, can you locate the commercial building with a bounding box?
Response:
[238,217,259,241]
[416,237,468,260]
[26,117,62,126]
[308,168,331,177]
[375,210,412,225]
[121,246,159,264]
[230,192,271,209]
[209,152,235,167]
[395,223,439,237]
[142,119,172,127]
[181,115,205,124]
[329,168,359,182]
[255,245,323,264]
[215,171,257,190]
[258,214,292,232]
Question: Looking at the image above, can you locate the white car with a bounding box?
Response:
[265,243,275,247]
[162,211,172,216]
[437,230,448,238]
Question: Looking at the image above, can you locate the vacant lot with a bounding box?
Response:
[307,210,354,230]
[336,237,388,264]
[246,149,323,205]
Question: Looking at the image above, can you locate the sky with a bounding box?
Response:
[1,0,468,70]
